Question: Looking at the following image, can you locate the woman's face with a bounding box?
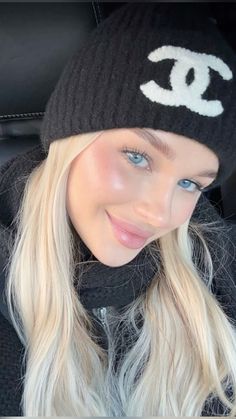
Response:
[66,128,219,267]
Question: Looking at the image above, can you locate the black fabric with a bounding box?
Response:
[0,146,236,415]
[0,311,24,416]
[40,3,236,189]
[73,230,159,310]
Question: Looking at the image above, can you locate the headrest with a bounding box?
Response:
[0,3,105,163]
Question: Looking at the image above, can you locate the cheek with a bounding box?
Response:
[82,144,132,200]
[151,198,198,242]
[172,195,200,227]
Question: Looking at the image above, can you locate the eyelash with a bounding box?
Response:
[121,146,206,193]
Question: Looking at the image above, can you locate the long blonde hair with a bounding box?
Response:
[4,131,236,415]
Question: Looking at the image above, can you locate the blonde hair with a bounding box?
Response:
[4,131,236,415]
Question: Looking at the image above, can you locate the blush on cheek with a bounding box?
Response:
[90,145,131,194]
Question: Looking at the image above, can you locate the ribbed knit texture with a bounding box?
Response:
[40,3,236,188]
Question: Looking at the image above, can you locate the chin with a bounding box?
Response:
[103,260,131,268]
[95,255,128,268]
[95,250,139,268]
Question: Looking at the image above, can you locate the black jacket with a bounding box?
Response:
[0,146,236,416]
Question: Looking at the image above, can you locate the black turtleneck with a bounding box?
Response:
[69,221,159,310]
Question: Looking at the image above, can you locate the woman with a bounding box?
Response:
[0,3,236,416]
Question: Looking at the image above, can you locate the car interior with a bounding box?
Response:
[0,2,235,223]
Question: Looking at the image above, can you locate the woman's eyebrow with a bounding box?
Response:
[131,128,218,179]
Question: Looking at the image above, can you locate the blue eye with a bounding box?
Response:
[122,147,205,193]
[178,179,202,193]
[122,147,151,169]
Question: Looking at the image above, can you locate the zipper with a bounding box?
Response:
[93,306,107,328]
[92,306,109,351]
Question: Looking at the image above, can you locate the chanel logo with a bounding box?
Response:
[139,46,233,117]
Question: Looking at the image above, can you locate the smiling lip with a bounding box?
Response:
[106,212,153,239]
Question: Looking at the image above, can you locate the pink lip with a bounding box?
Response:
[106,212,153,239]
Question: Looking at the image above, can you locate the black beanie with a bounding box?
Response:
[40,3,236,189]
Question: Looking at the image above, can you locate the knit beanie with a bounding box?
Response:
[40,3,236,189]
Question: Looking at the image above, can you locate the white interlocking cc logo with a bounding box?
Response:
[139,46,233,117]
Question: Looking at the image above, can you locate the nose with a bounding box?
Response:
[134,181,174,229]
